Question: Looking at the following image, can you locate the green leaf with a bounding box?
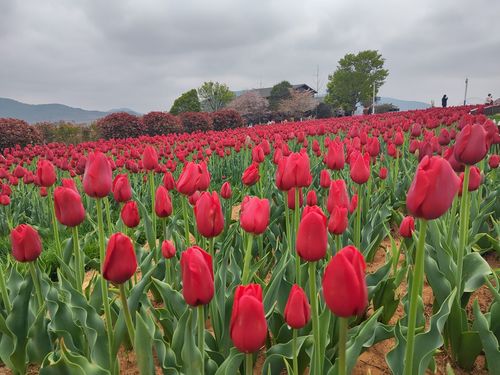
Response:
[135,310,155,375]
[472,300,500,375]
[214,347,244,375]
[181,309,203,375]
[462,252,491,293]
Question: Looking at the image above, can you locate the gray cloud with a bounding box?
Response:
[0,0,498,113]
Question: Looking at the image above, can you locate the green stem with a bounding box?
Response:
[446,198,458,246]
[0,265,11,312]
[292,329,298,375]
[284,193,292,253]
[295,188,301,286]
[104,196,113,235]
[242,234,254,284]
[47,188,62,258]
[403,219,428,375]
[181,196,191,247]
[119,283,135,344]
[149,172,157,244]
[96,199,115,371]
[28,262,43,310]
[335,235,342,257]
[354,184,363,249]
[245,353,253,375]
[72,226,84,293]
[456,165,470,301]
[198,306,205,375]
[338,317,348,375]
[308,262,321,375]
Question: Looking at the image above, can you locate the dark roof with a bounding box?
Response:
[234,84,317,98]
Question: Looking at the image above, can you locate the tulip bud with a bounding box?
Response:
[328,206,348,235]
[103,233,137,284]
[220,181,232,199]
[155,186,173,218]
[379,167,388,180]
[284,284,310,329]
[194,191,224,238]
[458,166,482,195]
[177,161,211,196]
[489,154,499,168]
[240,196,270,235]
[406,156,460,220]
[83,152,112,198]
[349,194,358,214]
[163,172,176,190]
[242,163,260,186]
[320,169,331,189]
[230,284,267,353]
[121,201,140,228]
[322,245,367,317]
[296,205,328,261]
[0,195,10,206]
[349,151,370,184]
[454,124,488,165]
[327,179,349,213]
[399,216,415,238]
[180,246,214,306]
[142,146,159,171]
[112,174,132,203]
[276,151,312,190]
[287,187,303,210]
[161,240,176,259]
[306,190,317,206]
[54,186,86,227]
[36,160,57,187]
[11,224,42,262]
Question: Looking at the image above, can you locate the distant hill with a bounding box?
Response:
[378,97,430,111]
[0,97,141,124]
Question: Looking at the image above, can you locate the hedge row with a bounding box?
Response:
[0,118,43,150]
[97,109,243,140]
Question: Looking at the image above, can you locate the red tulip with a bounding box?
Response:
[163,172,176,190]
[252,145,265,163]
[327,179,349,213]
[349,151,370,184]
[83,152,112,198]
[121,201,140,228]
[276,151,312,190]
[320,169,331,189]
[0,195,11,206]
[399,216,415,238]
[322,245,367,317]
[230,284,267,353]
[188,191,201,206]
[180,246,214,306]
[194,191,224,238]
[379,167,388,180]
[284,284,310,329]
[36,160,57,187]
[325,141,345,170]
[161,240,176,259]
[296,205,328,261]
[240,196,270,235]
[177,161,210,196]
[306,190,317,206]
[103,233,137,284]
[155,186,173,218]
[349,194,358,214]
[143,146,159,171]
[287,187,303,210]
[54,187,85,227]
[406,156,460,220]
[11,224,42,262]
[112,174,132,202]
[454,124,488,165]
[242,163,260,186]
[61,178,78,192]
[328,206,348,235]
[220,181,232,199]
[489,154,499,168]
[458,166,482,195]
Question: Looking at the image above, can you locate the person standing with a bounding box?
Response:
[485,94,493,105]
[441,94,448,108]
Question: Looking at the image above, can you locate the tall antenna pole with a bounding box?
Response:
[464,78,468,105]
[372,83,376,114]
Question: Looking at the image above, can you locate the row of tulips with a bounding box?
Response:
[0,106,499,375]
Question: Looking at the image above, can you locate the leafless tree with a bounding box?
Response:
[227,91,269,124]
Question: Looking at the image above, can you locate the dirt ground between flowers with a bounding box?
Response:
[2,239,498,375]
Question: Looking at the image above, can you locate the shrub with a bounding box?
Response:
[0,118,42,150]
[211,109,244,131]
[35,121,95,144]
[96,112,145,140]
[142,111,182,136]
[375,103,399,114]
[180,112,212,133]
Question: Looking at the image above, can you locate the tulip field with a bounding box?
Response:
[0,105,499,375]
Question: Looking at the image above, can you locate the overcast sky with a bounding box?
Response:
[1,0,499,113]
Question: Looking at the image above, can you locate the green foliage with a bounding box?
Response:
[36,121,97,144]
[375,103,399,114]
[198,82,235,112]
[316,102,334,119]
[269,81,292,110]
[325,50,389,115]
[170,89,201,115]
